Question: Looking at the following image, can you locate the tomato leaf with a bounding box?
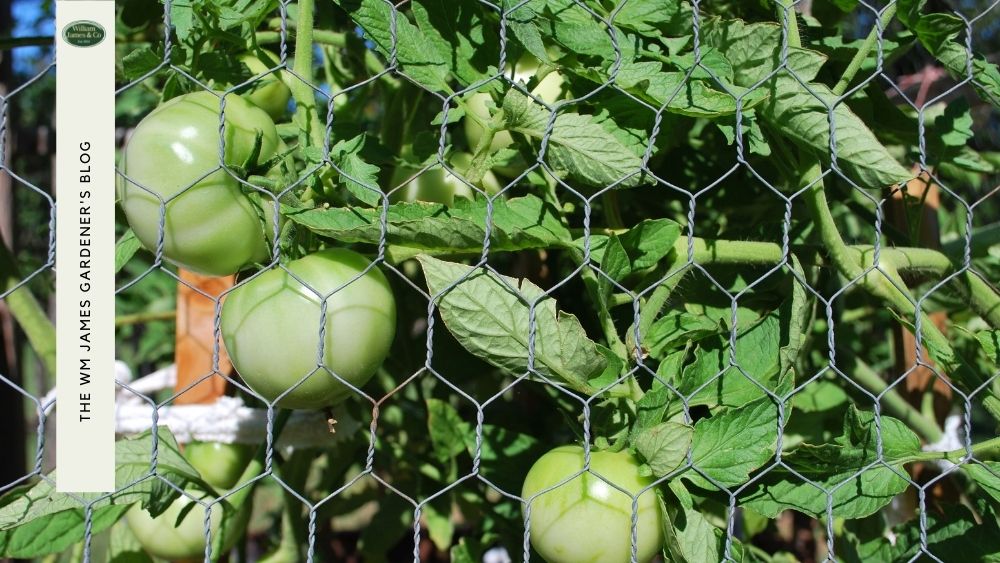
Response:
[662,481,743,563]
[333,0,451,92]
[330,135,382,207]
[409,0,498,88]
[427,398,470,462]
[740,407,920,518]
[502,90,645,188]
[0,428,202,558]
[581,218,682,272]
[283,195,571,261]
[417,255,609,394]
[887,503,1000,561]
[677,309,791,410]
[115,229,143,274]
[964,461,1000,505]
[684,397,779,490]
[706,19,912,189]
[632,421,692,477]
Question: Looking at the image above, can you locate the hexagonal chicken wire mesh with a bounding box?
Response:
[1,0,1000,561]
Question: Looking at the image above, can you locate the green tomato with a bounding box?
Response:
[126,489,250,560]
[390,152,502,205]
[521,445,665,563]
[185,441,254,490]
[240,50,291,121]
[463,54,565,156]
[117,91,279,276]
[220,248,396,410]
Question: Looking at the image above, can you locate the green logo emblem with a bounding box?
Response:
[62,20,106,48]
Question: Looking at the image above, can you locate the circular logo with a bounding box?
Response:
[62,20,106,48]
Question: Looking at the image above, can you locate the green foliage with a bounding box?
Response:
[4,0,1000,560]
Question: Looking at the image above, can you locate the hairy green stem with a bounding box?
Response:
[777,0,802,48]
[288,0,326,150]
[847,354,943,443]
[910,435,1000,463]
[832,4,897,96]
[0,242,56,376]
[801,160,1000,421]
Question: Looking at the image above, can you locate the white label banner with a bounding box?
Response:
[55,0,115,493]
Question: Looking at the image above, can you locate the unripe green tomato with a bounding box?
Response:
[521,445,665,563]
[126,489,250,560]
[220,248,396,410]
[390,152,501,205]
[185,441,254,490]
[463,55,565,155]
[117,91,279,276]
[240,50,291,121]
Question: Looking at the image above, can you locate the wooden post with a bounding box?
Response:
[173,270,235,405]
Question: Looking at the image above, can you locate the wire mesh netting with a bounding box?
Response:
[1,0,1000,561]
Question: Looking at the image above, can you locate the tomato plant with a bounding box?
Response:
[220,248,396,409]
[117,90,280,276]
[463,54,565,156]
[126,489,251,560]
[4,1,1000,562]
[185,441,254,490]
[521,445,664,563]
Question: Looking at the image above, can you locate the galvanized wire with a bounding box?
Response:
[0,0,996,561]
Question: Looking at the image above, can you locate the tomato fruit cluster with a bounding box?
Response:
[117,91,279,276]
[220,248,396,409]
[521,445,665,563]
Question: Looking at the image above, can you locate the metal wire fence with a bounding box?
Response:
[1,0,999,561]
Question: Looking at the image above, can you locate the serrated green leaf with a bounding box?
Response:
[663,481,743,563]
[121,46,161,81]
[411,0,497,87]
[678,309,790,410]
[503,0,550,62]
[740,407,920,518]
[417,255,608,394]
[0,428,201,558]
[686,398,779,490]
[641,312,719,360]
[330,135,382,207]
[633,421,693,477]
[582,218,682,271]
[334,0,451,92]
[502,90,644,188]
[889,504,1000,561]
[965,461,1000,505]
[427,398,470,462]
[706,19,911,189]
[283,195,571,261]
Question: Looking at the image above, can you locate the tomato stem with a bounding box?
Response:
[288,0,326,150]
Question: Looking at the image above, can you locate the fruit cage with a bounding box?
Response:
[1,0,1000,561]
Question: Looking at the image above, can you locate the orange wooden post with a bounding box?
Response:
[173,270,235,405]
